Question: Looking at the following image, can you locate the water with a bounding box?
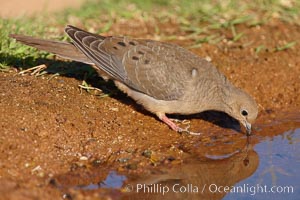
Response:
[74,171,127,190]
[56,117,300,200]
[225,128,300,200]
[120,127,300,199]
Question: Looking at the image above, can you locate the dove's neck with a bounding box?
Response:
[187,86,231,114]
[220,85,242,116]
[201,83,235,114]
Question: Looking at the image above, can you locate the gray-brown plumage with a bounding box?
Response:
[10,25,258,135]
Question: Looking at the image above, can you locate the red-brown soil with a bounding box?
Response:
[1,19,300,199]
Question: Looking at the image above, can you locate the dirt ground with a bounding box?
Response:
[1,13,300,200]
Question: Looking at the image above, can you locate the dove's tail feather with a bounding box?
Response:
[9,34,93,64]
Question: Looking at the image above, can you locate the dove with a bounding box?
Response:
[10,25,258,135]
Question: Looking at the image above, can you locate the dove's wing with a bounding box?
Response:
[65,25,195,101]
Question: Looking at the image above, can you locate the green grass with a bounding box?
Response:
[275,41,297,51]
[0,19,46,70]
[1,0,300,69]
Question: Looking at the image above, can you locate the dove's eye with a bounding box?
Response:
[241,110,248,116]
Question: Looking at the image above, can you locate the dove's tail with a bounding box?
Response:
[9,34,93,64]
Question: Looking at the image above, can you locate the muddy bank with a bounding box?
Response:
[0,20,300,199]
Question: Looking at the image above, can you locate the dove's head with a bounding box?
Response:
[226,88,258,135]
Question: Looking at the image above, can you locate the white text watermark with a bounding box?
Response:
[124,183,294,196]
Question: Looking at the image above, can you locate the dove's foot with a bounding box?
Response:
[160,115,201,135]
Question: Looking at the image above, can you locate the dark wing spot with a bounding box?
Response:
[132,56,139,60]
[117,41,126,47]
[129,41,136,46]
[144,59,150,64]
[138,51,145,55]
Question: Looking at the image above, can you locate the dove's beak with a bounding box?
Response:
[245,121,252,135]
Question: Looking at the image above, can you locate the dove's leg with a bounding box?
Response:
[158,114,201,135]
[160,115,181,132]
